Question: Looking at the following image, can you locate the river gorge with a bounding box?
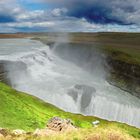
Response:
[0,38,140,128]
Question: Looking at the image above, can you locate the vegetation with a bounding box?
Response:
[0,82,140,139]
[102,45,140,65]
[31,32,140,65]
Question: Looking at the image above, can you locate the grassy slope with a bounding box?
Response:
[0,82,140,139]
[102,45,140,65]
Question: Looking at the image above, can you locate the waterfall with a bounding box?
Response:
[0,38,140,128]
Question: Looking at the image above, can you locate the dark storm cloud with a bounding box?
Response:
[0,0,18,23]
[0,0,140,32]
[66,2,128,25]
[0,15,15,23]
[39,0,140,25]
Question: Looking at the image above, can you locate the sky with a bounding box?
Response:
[0,0,140,32]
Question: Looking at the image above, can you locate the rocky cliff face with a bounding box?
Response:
[107,57,140,98]
[0,61,8,84]
[0,117,77,139]
[0,60,27,86]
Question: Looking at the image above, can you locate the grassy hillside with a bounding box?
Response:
[0,82,140,139]
[0,82,106,131]
[102,44,140,65]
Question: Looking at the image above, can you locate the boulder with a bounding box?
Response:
[46,117,76,132]
[12,129,26,136]
[0,128,9,136]
[92,120,100,125]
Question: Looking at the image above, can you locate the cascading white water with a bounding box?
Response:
[0,38,140,128]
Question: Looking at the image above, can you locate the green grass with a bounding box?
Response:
[0,82,140,139]
[102,45,140,65]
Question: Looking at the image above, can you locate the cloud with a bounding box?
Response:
[16,10,45,21]
[34,0,140,25]
[0,0,21,23]
[0,15,15,23]
[0,0,139,32]
[51,8,67,17]
[2,16,140,33]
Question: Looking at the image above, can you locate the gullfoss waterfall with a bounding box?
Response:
[0,38,140,128]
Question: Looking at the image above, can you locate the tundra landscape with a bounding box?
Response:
[0,0,140,140]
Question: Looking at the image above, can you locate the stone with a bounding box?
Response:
[12,129,26,136]
[46,117,76,132]
[0,128,9,136]
[92,120,100,127]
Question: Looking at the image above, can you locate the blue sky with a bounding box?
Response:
[0,0,140,32]
[19,1,50,10]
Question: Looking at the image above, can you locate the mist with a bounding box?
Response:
[0,37,140,128]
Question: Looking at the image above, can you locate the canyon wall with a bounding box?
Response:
[107,56,140,98]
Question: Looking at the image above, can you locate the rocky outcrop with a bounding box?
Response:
[0,62,7,83]
[47,117,76,132]
[0,61,12,85]
[0,60,27,86]
[34,117,77,137]
[0,128,10,137]
[107,56,140,98]
[0,117,77,139]
[12,129,26,136]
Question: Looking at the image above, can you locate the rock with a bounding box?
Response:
[107,56,140,98]
[92,120,100,125]
[26,132,32,135]
[46,117,76,132]
[0,128,9,136]
[12,129,26,136]
[0,133,4,140]
[92,120,100,127]
[34,128,41,136]
[33,117,77,137]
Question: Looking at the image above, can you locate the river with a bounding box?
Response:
[0,38,140,128]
